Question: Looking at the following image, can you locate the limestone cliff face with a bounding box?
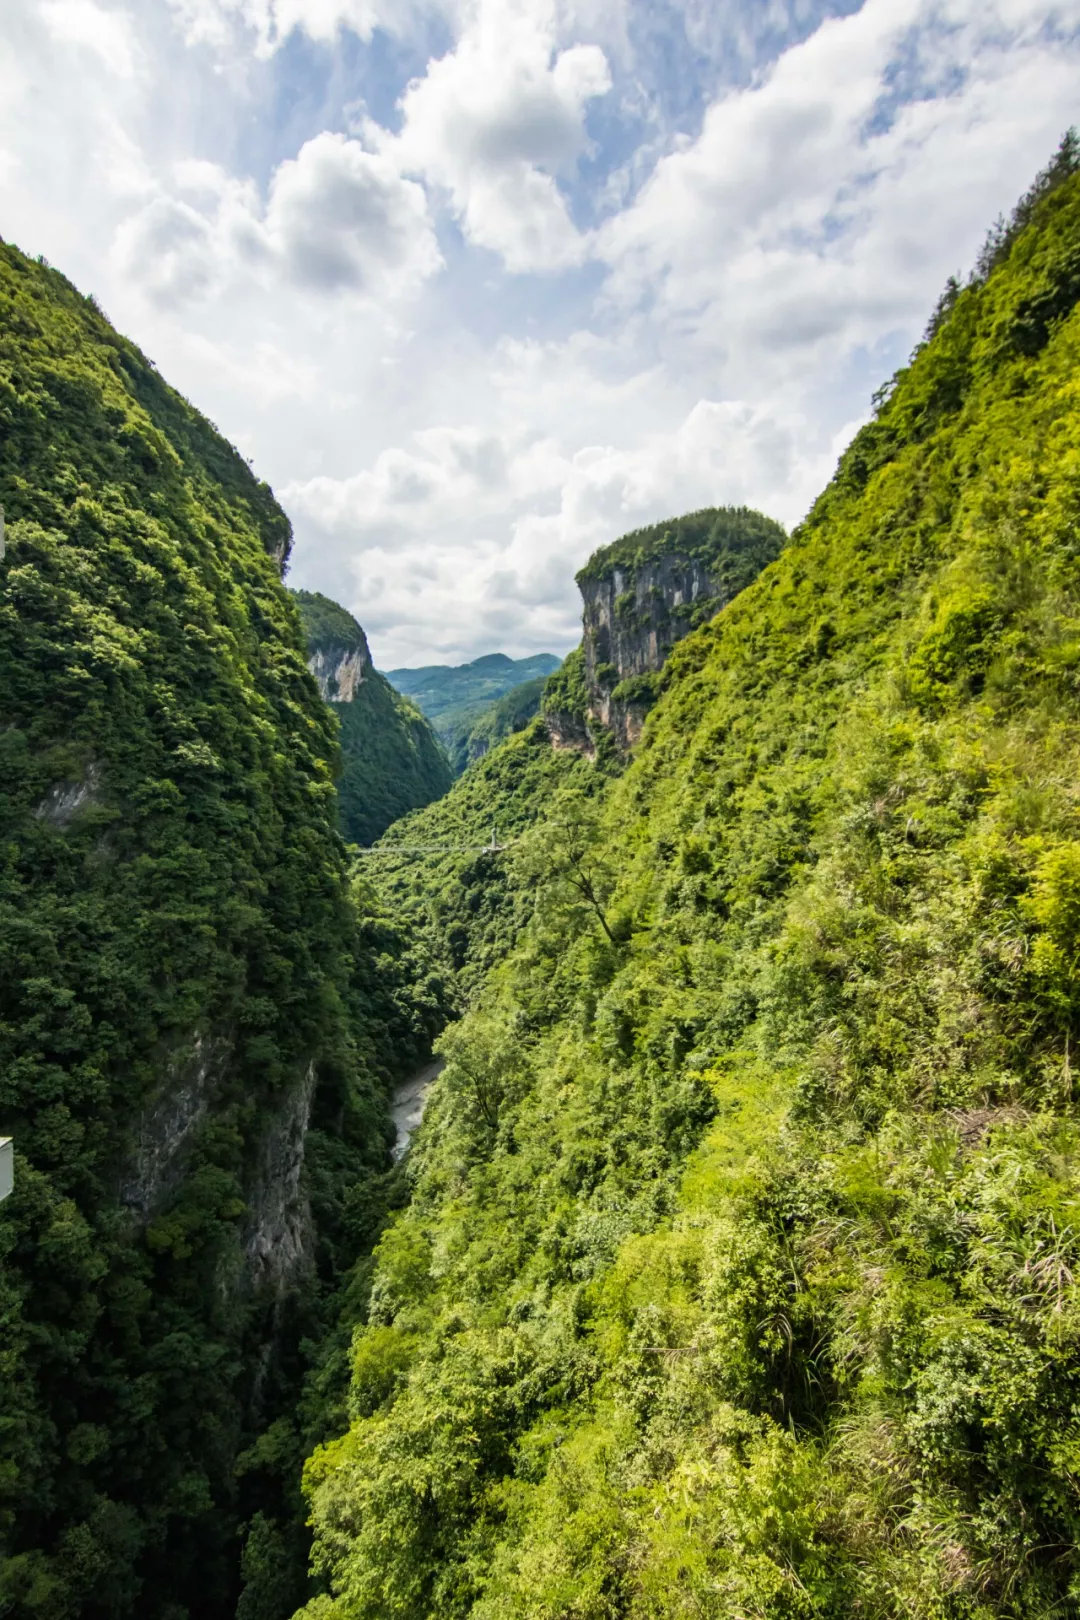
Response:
[119,1032,317,1297]
[289,588,372,703]
[307,632,370,703]
[582,555,716,687]
[544,507,787,754]
[244,1062,317,1291]
[580,554,720,748]
[120,1032,225,1222]
[544,701,594,756]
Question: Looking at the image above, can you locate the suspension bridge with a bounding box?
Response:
[354,827,516,858]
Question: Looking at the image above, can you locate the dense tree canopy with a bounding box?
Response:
[0,245,399,1620]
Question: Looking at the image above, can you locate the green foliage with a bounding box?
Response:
[444,676,551,775]
[970,127,1079,284]
[610,671,660,707]
[575,505,786,597]
[300,166,1080,1617]
[540,644,589,726]
[360,721,594,1003]
[0,244,394,1619]
[292,591,452,846]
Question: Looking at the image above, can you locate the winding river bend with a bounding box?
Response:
[390,1060,444,1160]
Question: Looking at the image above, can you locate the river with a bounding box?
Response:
[390,1059,444,1160]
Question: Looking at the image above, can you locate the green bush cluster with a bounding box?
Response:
[299,153,1080,1618]
[291,591,368,655]
[540,645,590,727]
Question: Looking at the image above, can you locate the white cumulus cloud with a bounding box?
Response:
[3,0,1080,663]
[388,0,611,270]
[112,132,441,304]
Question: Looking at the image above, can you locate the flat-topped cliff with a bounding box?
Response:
[545,505,786,752]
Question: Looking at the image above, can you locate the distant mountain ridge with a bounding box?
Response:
[385,650,562,774]
[385,651,562,720]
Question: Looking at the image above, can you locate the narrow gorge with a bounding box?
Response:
[4,141,1080,1620]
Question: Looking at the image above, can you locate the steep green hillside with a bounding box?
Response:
[362,720,593,1004]
[446,676,550,775]
[0,246,392,1620]
[292,591,452,846]
[300,148,1080,1617]
[385,653,562,764]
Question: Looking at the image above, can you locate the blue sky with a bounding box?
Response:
[2,0,1079,663]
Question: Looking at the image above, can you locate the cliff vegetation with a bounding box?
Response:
[293,591,452,846]
[299,141,1080,1619]
[0,245,406,1620]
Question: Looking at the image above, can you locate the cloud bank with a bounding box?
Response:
[2,0,1078,662]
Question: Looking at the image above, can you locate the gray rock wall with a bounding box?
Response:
[573,547,725,741]
[307,635,370,704]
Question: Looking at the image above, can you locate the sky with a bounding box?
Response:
[2,0,1079,665]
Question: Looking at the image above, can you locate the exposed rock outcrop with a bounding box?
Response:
[579,553,720,749]
[245,1062,317,1292]
[120,1032,229,1220]
[544,506,787,754]
[307,634,370,703]
[35,760,103,827]
[121,1033,318,1296]
[544,700,594,757]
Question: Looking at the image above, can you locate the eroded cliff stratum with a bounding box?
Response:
[544,505,786,752]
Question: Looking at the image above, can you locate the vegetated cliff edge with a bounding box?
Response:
[299,148,1080,1618]
[293,590,452,845]
[544,506,786,754]
[0,244,396,1620]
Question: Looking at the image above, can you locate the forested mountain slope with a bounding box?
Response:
[444,675,550,775]
[299,149,1080,1617]
[0,245,395,1619]
[293,591,451,845]
[385,653,561,771]
[362,721,593,1006]
[367,507,785,995]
